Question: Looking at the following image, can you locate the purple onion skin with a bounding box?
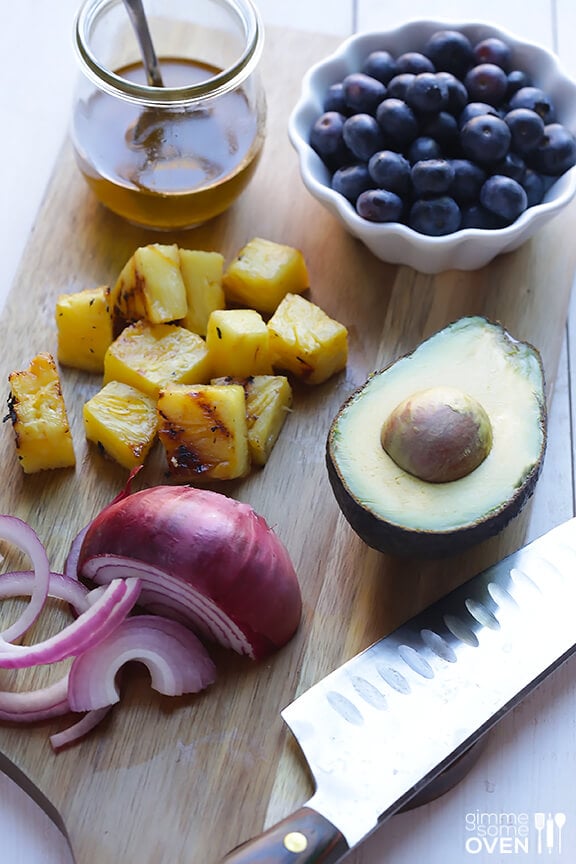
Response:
[78,486,302,659]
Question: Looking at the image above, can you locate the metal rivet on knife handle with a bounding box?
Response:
[217,806,348,863]
[283,832,307,852]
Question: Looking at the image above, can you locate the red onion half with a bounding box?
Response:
[77,486,302,660]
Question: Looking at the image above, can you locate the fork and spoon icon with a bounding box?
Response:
[534,812,566,854]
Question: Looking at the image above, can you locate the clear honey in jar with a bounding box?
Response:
[72,0,266,230]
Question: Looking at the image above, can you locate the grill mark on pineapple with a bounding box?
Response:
[170,444,212,474]
[112,272,144,336]
[159,392,232,476]
[295,355,314,379]
[3,393,18,425]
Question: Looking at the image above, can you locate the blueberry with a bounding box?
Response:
[362,50,398,84]
[458,102,501,127]
[405,72,450,114]
[310,111,352,168]
[396,52,435,74]
[423,29,475,78]
[386,73,416,100]
[411,159,455,195]
[521,168,546,206]
[331,164,372,203]
[342,113,385,161]
[436,71,468,114]
[473,37,512,71]
[323,83,348,114]
[421,111,459,145]
[526,123,576,175]
[342,72,387,114]
[408,196,461,235]
[460,115,511,164]
[480,174,528,222]
[504,107,545,153]
[448,159,486,203]
[464,63,509,106]
[509,86,556,123]
[313,28,574,238]
[356,188,404,222]
[460,202,505,229]
[506,69,532,98]
[407,136,443,163]
[492,152,526,183]
[368,150,412,193]
[376,98,419,145]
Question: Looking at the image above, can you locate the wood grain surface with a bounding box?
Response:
[1,27,576,864]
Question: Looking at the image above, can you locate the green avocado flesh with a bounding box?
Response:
[327,316,546,557]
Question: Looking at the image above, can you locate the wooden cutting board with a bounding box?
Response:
[1,27,575,864]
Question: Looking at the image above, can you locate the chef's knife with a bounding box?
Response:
[219,516,576,863]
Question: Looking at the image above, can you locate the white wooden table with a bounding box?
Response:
[2,1,576,862]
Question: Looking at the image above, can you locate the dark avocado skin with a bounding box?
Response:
[326,442,545,558]
[325,316,547,558]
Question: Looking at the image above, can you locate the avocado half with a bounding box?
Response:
[326,316,547,558]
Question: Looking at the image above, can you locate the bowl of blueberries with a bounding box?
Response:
[288,21,576,273]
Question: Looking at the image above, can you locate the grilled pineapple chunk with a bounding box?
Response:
[157,383,250,480]
[179,249,225,336]
[222,237,309,314]
[267,293,348,385]
[104,320,210,399]
[7,353,75,473]
[83,381,158,470]
[55,285,113,373]
[110,243,188,332]
[206,308,273,378]
[212,375,293,466]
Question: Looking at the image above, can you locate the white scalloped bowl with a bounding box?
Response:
[288,20,576,274]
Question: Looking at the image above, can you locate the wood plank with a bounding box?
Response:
[1,22,575,864]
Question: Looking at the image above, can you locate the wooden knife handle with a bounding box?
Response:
[219,806,349,864]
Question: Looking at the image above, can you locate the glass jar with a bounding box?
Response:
[71,0,266,230]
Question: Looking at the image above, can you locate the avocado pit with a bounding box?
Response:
[380,386,493,483]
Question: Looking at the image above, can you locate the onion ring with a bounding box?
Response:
[0,516,51,643]
[0,577,141,668]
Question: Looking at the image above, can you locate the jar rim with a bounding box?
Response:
[73,0,264,107]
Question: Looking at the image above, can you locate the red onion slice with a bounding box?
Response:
[0,571,90,613]
[0,573,91,723]
[0,516,51,643]
[68,615,216,711]
[81,556,255,655]
[0,577,141,668]
[50,707,111,751]
[0,676,70,722]
[63,525,90,582]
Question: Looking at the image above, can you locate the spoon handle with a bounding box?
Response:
[122,0,164,87]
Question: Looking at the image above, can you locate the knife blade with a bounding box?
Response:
[0,750,76,863]
[218,516,576,863]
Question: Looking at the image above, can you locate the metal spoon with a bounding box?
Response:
[122,0,164,87]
